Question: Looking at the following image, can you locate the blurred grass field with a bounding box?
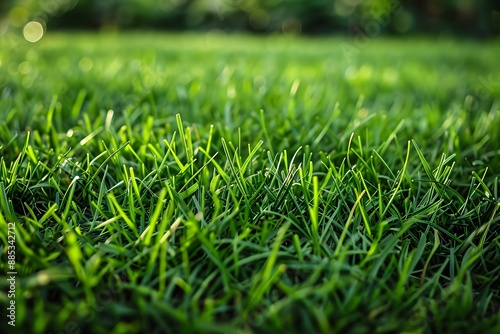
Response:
[0,33,499,333]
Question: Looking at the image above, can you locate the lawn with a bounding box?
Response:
[0,32,499,333]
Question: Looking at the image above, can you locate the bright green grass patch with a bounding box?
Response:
[0,32,499,333]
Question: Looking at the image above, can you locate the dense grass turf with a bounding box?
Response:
[0,32,499,333]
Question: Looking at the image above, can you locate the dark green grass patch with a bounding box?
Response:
[0,33,499,333]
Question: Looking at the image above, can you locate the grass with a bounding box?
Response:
[0,32,499,333]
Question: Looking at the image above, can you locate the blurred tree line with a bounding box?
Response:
[2,0,499,36]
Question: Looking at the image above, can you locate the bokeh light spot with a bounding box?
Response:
[335,1,357,17]
[358,65,373,81]
[19,62,31,75]
[344,66,358,81]
[358,108,369,119]
[382,67,398,85]
[227,85,236,99]
[9,7,29,27]
[23,21,44,43]
[393,11,414,33]
[0,19,9,35]
[249,10,270,30]
[79,57,94,72]
[282,17,302,34]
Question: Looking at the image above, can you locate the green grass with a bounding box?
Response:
[0,32,499,333]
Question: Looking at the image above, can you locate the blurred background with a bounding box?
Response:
[1,0,499,38]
